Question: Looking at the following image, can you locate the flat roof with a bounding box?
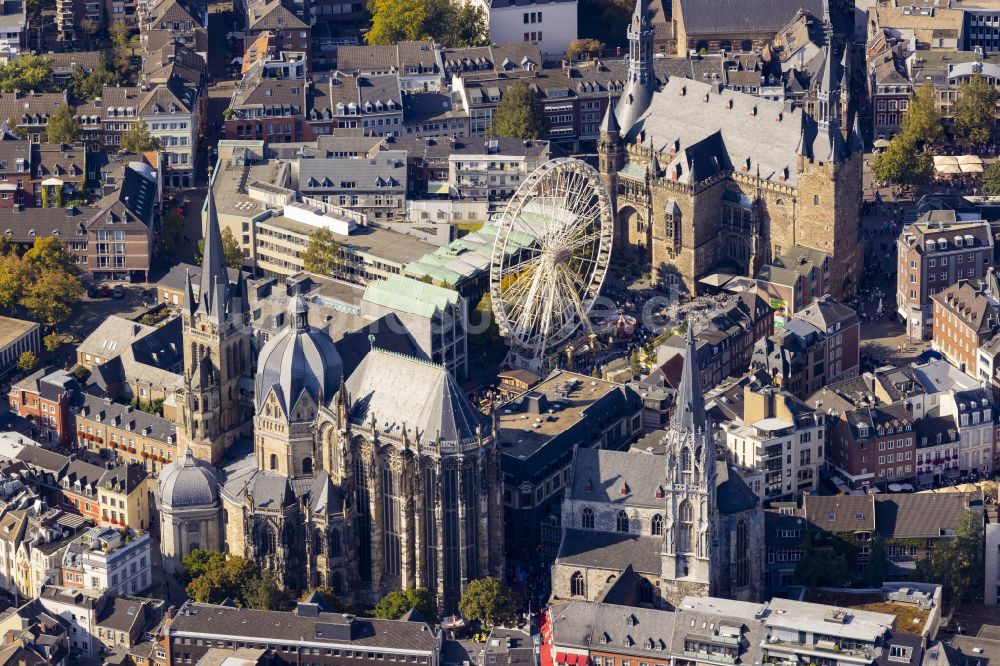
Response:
[211,160,287,218]
[0,316,37,349]
[498,371,625,459]
[260,217,435,267]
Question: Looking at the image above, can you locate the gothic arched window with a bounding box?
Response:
[616,510,630,533]
[260,524,278,555]
[269,453,278,470]
[314,530,324,555]
[329,529,341,557]
[582,507,594,529]
[571,571,585,597]
[678,500,693,552]
[651,513,663,536]
[680,447,692,474]
[735,519,750,588]
[303,457,313,474]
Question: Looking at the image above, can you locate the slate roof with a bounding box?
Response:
[874,492,980,539]
[715,461,760,514]
[14,446,69,474]
[169,601,439,650]
[623,77,806,186]
[551,601,675,657]
[802,494,876,532]
[0,92,67,126]
[247,0,307,30]
[343,348,483,448]
[676,0,823,35]
[76,395,176,445]
[96,597,145,633]
[61,459,107,494]
[77,316,154,362]
[556,529,662,574]
[569,448,667,509]
[931,282,999,338]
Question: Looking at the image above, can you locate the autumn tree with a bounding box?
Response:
[121,120,162,154]
[953,73,997,147]
[900,82,944,148]
[110,23,135,80]
[366,0,428,44]
[45,104,80,145]
[366,0,487,47]
[77,18,98,49]
[24,236,79,274]
[43,331,63,352]
[17,351,37,373]
[20,268,84,326]
[301,227,342,275]
[458,577,516,630]
[184,551,294,611]
[568,38,604,60]
[490,80,548,140]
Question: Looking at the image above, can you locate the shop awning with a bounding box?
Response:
[555,653,567,663]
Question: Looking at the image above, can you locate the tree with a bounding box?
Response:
[68,60,117,102]
[0,54,52,93]
[20,269,84,326]
[794,531,855,589]
[900,82,944,148]
[872,134,933,189]
[432,0,488,48]
[24,236,79,275]
[110,23,134,80]
[366,0,428,44]
[568,38,604,60]
[159,210,185,257]
[490,80,548,140]
[44,104,80,146]
[629,349,642,377]
[43,331,63,352]
[953,74,997,148]
[0,252,29,309]
[919,510,985,604]
[71,364,90,383]
[194,227,244,269]
[373,588,437,621]
[121,120,162,154]
[983,161,1000,196]
[17,351,37,373]
[185,553,293,610]
[863,535,888,588]
[77,18,98,49]
[302,227,342,275]
[458,577,516,629]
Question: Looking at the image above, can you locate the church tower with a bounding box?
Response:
[597,98,623,245]
[660,322,719,608]
[795,2,863,299]
[615,0,655,135]
[176,190,252,464]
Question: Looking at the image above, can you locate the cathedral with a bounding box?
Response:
[156,193,505,611]
[551,324,765,609]
[600,0,863,298]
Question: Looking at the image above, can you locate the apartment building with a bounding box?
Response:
[74,395,177,478]
[752,296,862,399]
[60,526,151,596]
[141,80,199,188]
[8,369,79,447]
[466,0,577,57]
[931,280,999,375]
[897,212,994,339]
[295,150,406,220]
[720,380,825,501]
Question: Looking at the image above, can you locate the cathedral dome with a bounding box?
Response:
[158,448,219,510]
[254,295,343,414]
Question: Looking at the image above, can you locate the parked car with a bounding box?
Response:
[112,285,124,299]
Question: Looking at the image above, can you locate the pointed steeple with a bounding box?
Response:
[197,188,232,324]
[616,0,656,135]
[672,320,706,433]
[599,96,620,136]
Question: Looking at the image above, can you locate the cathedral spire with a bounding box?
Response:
[672,320,706,433]
[182,267,197,317]
[198,188,232,325]
[599,95,620,136]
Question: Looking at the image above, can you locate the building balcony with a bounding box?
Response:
[762,639,872,664]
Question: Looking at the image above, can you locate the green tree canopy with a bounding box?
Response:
[20,268,84,326]
[68,59,118,102]
[366,0,487,47]
[983,161,1000,196]
[181,549,226,585]
[373,588,437,621]
[872,134,933,189]
[302,227,342,275]
[918,510,984,604]
[43,331,63,352]
[0,54,52,93]
[490,80,548,140]
[121,120,162,154]
[159,210,185,257]
[953,74,997,147]
[185,552,294,610]
[458,577,516,629]
[900,82,944,148]
[17,350,37,373]
[110,23,135,81]
[863,535,889,588]
[45,104,80,145]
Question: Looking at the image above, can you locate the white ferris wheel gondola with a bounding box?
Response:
[489,157,614,372]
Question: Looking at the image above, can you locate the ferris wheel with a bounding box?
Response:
[489,158,613,372]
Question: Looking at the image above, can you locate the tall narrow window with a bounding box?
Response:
[571,571,585,596]
[582,507,594,529]
[616,510,630,533]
